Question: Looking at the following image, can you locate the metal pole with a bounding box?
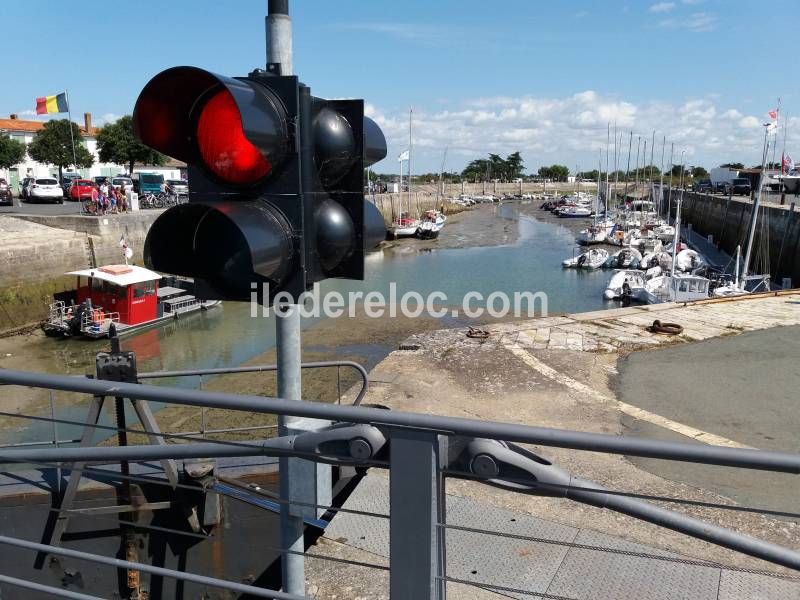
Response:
[390,429,445,599]
[266,0,292,75]
[276,305,305,596]
[65,89,78,169]
[743,125,770,278]
[267,1,305,594]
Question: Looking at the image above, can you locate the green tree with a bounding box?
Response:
[461,158,491,182]
[96,115,166,176]
[538,164,569,181]
[691,166,709,179]
[0,135,26,169]
[487,153,507,180]
[505,151,524,179]
[720,162,744,169]
[27,119,94,180]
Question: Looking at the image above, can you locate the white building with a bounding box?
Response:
[0,112,124,190]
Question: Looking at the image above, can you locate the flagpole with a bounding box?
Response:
[65,89,78,170]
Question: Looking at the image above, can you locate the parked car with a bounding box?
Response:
[93,176,110,187]
[0,179,12,206]
[132,172,165,195]
[19,177,35,199]
[111,177,133,192]
[694,180,713,193]
[165,179,188,196]
[731,178,752,196]
[69,180,96,202]
[60,173,82,194]
[713,182,731,194]
[27,178,65,203]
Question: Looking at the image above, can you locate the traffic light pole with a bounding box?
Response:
[267,1,306,595]
[276,305,305,596]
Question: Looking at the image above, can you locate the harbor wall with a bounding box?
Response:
[663,187,800,286]
[0,213,156,331]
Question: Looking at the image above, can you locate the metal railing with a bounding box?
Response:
[0,367,798,599]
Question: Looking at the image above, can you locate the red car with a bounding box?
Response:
[69,180,96,201]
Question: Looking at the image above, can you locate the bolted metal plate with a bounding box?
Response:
[718,571,800,600]
[325,474,797,599]
[546,529,720,600]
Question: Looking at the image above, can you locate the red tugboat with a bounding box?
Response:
[43,264,220,339]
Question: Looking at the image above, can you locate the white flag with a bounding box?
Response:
[398,149,409,161]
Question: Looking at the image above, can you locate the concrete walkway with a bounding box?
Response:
[308,292,800,598]
[318,472,799,600]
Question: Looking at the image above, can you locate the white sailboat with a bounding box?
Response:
[640,188,711,304]
[389,108,420,238]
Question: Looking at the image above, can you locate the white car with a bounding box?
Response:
[27,178,65,203]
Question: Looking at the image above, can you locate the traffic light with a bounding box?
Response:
[132,66,387,303]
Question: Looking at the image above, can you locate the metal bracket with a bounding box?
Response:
[292,423,388,465]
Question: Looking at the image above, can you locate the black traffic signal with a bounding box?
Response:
[132,66,387,303]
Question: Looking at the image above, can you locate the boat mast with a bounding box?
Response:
[624,131,633,207]
[436,146,448,208]
[613,122,619,212]
[605,122,610,216]
[734,245,741,289]
[408,106,413,212]
[742,124,770,279]
[659,135,666,217]
[672,155,686,278]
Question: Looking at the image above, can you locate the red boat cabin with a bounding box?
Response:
[68,265,161,326]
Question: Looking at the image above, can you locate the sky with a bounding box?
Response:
[2,0,797,175]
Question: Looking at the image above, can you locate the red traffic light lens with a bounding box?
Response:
[196,89,272,185]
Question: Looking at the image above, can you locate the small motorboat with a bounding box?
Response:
[562,247,609,269]
[674,248,704,272]
[603,269,646,300]
[605,247,642,269]
[416,210,446,239]
[640,251,672,271]
[557,205,592,218]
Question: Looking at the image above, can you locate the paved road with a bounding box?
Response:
[0,196,84,216]
[617,325,800,513]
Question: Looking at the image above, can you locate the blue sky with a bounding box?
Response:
[3,0,796,174]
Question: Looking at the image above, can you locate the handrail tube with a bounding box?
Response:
[0,534,306,600]
[1,368,799,473]
[138,360,369,406]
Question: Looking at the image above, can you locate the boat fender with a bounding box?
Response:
[577,254,586,267]
[649,320,683,335]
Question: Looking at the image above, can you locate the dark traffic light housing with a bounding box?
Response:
[132,66,387,304]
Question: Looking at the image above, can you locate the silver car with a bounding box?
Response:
[28,178,64,204]
[165,179,188,196]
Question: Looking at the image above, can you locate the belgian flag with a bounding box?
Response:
[35,92,69,115]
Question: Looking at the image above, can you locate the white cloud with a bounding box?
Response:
[95,113,123,126]
[328,22,459,46]
[574,10,589,18]
[659,11,718,32]
[368,92,799,173]
[649,2,676,13]
[738,116,761,129]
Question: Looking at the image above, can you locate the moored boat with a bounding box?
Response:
[43,264,220,339]
[416,210,446,239]
[562,247,609,269]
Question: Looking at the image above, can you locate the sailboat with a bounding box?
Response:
[639,191,711,304]
[389,108,420,238]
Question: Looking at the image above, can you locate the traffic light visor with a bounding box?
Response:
[133,66,291,185]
